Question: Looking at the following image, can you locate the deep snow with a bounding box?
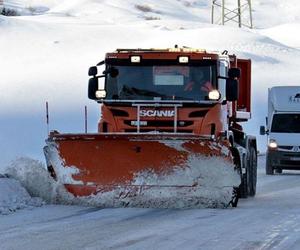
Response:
[0,175,43,215]
[3,154,238,210]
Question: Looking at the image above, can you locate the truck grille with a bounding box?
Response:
[124,129,193,133]
[124,120,194,127]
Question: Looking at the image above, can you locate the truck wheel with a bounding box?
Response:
[230,187,239,207]
[239,172,248,198]
[248,147,257,196]
[275,168,282,174]
[266,154,274,175]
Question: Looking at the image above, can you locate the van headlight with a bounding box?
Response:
[268,139,278,149]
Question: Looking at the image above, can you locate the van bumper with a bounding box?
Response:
[267,149,300,169]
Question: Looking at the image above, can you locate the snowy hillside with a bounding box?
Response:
[1,0,300,169]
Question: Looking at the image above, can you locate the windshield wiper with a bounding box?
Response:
[121,85,168,98]
[119,85,202,101]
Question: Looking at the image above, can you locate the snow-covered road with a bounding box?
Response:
[1,156,300,250]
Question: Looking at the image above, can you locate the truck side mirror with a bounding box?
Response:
[226,79,238,101]
[228,68,241,79]
[88,77,98,99]
[88,66,98,76]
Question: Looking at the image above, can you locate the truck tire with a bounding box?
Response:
[275,168,282,174]
[239,172,248,198]
[248,147,257,196]
[230,187,239,207]
[231,148,247,199]
[266,154,274,175]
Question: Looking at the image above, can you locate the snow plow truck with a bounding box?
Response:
[44,47,257,208]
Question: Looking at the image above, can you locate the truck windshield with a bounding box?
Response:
[271,114,300,133]
[105,65,217,101]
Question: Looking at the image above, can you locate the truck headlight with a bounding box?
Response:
[208,90,221,100]
[268,139,278,149]
[95,90,106,99]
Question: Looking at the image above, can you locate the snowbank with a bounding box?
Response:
[5,157,72,204]
[0,157,80,214]
[2,155,239,210]
[0,175,43,215]
[0,158,56,215]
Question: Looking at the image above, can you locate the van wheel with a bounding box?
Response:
[266,155,274,175]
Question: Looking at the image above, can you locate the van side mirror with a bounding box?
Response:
[88,66,98,76]
[260,126,266,135]
[88,77,98,99]
[228,68,241,79]
[226,79,238,101]
[260,125,269,135]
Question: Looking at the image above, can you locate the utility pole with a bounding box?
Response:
[211,0,253,29]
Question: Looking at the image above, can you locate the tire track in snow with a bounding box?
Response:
[259,214,300,250]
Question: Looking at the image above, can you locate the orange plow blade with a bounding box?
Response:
[44,133,241,208]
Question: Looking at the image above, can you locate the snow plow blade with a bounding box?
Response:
[44,132,241,208]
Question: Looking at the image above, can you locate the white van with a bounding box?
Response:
[260,86,300,174]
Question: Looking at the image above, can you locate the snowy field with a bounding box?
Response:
[2,156,300,250]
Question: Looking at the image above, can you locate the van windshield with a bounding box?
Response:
[105,65,217,101]
[271,113,300,133]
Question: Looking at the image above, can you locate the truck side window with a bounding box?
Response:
[219,61,228,99]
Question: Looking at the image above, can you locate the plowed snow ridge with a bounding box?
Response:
[1,156,240,212]
[0,176,43,215]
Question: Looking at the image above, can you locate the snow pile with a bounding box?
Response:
[0,175,43,215]
[0,157,82,213]
[5,157,72,204]
[82,156,240,209]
